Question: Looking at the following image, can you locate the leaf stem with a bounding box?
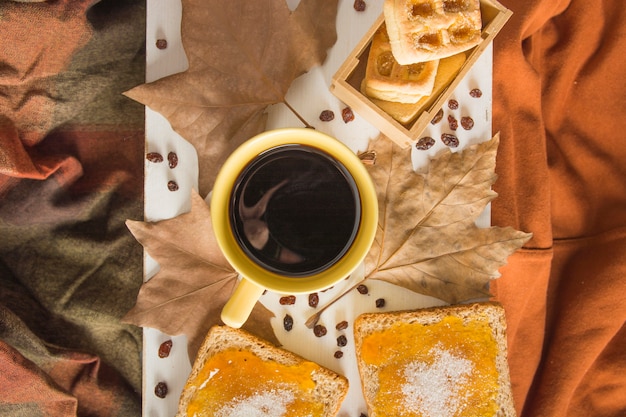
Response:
[304,277,366,328]
[283,100,313,129]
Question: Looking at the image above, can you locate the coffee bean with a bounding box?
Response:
[313,324,327,337]
[335,320,349,331]
[441,133,459,148]
[167,181,179,191]
[448,115,458,131]
[167,152,178,169]
[431,108,444,124]
[353,0,366,11]
[158,340,172,358]
[416,136,435,150]
[279,295,296,305]
[341,107,355,123]
[283,314,293,331]
[154,382,168,398]
[461,116,474,130]
[146,152,163,163]
[469,88,483,98]
[319,110,334,121]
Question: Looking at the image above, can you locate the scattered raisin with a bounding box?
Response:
[319,110,334,122]
[158,340,172,358]
[279,295,296,305]
[154,382,168,398]
[313,324,327,337]
[283,314,294,331]
[341,107,355,123]
[448,115,458,131]
[155,39,168,50]
[441,133,459,148]
[461,116,474,130]
[375,298,386,308]
[167,152,178,169]
[334,350,344,359]
[448,99,459,110]
[167,180,179,191]
[469,88,483,98]
[308,293,319,308]
[360,414,368,417]
[353,0,366,11]
[430,108,444,124]
[415,136,435,150]
[336,320,349,331]
[337,335,348,347]
[146,152,163,163]
[356,284,369,294]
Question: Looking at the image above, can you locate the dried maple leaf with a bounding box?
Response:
[364,133,532,303]
[306,134,532,327]
[124,0,339,196]
[123,190,278,361]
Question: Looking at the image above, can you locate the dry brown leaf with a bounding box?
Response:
[122,190,278,361]
[124,0,339,196]
[364,133,532,303]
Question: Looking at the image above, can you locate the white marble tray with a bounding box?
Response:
[141,1,493,415]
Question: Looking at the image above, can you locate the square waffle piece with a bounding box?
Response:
[364,51,466,124]
[361,23,439,103]
[384,0,483,64]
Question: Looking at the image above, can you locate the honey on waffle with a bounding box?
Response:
[384,0,482,64]
[362,23,439,104]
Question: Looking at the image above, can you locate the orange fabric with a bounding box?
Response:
[491,0,626,415]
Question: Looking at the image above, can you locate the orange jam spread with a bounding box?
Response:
[361,315,499,416]
[185,348,324,417]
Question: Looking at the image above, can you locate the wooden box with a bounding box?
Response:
[330,0,512,148]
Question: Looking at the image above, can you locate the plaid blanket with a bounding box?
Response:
[1,1,145,415]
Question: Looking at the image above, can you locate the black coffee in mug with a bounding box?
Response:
[230,144,361,277]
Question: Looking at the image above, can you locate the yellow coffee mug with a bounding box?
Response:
[211,128,377,328]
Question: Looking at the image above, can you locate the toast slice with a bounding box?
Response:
[384,0,483,64]
[364,51,466,125]
[177,326,349,417]
[354,302,516,417]
[362,22,439,103]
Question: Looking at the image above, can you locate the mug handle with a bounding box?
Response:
[220,278,265,328]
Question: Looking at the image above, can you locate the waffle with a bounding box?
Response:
[362,23,439,103]
[383,0,482,64]
[365,51,466,125]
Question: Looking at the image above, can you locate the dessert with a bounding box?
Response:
[365,51,466,124]
[383,0,483,64]
[362,23,439,103]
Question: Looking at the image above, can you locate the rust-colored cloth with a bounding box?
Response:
[491,0,626,415]
[0,0,146,416]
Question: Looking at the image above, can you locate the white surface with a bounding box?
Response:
[142,1,493,416]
